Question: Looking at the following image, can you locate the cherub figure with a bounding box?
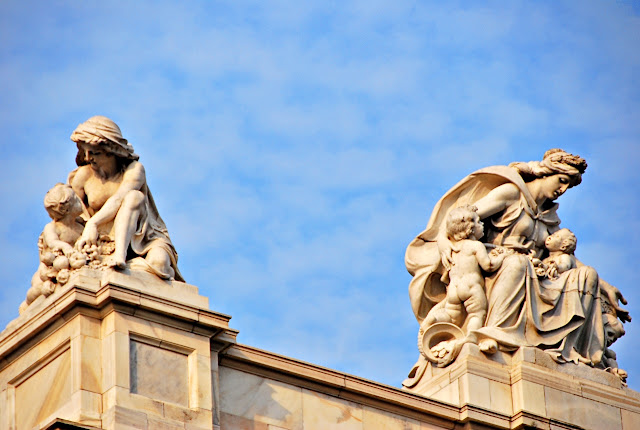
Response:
[423,205,507,364]
[542,228,629,380]
[542,228,577,279]
[20,184,86,313]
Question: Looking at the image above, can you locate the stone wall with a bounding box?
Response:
[218,345,462,430]
[0,269,237,430]
[2,270,640,430]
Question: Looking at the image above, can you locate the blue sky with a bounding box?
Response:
[1,0,639,391]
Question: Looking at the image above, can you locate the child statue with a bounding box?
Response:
[422,205,507,365]
[541,228,577,279]
[20,184,86,314]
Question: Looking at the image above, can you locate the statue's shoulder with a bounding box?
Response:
[471,166,535,210]
[68,165,91,187]
[123,159,146,176]
[488,182,521,200]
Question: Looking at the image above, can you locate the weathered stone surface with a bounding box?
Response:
[129,339,189,406]
[621,408,640,430]
[544,386,622,430]
[219,367,303,430]
[361,406,422,430]
[15,349,72,430]
[0,267,231,430]
[301,389,363,430]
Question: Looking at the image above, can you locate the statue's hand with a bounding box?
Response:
[439,339,465,367]
[60,244,75,257]
[609,286,631,323]
[616,305,631,323]
[614,287,628,306]
[533,260,547,278]
[489,246,504,256]
[546,263,558,279]
[437,234,454,270]
[77,222,98,250]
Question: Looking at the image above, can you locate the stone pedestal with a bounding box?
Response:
[0,268,237,430]
[3,267,640,430]
[407,344,640,430]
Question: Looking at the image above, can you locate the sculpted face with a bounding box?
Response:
[81,143,117,175]
[472,214,484,240]
[545,232,563,252]
[605,316,625,347]
[539,173,571,201]
[56,193,83,219]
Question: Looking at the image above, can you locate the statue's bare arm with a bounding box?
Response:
[474,183,520,220]
[75,162,146,249]
[555,254,576,273]
[472,241,504,272]
[86,161,145,229]
[42,222,74,255]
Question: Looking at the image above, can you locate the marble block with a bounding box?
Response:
[405,344,640,430]
[219,366,304,430]
[14,347,72,430]
[129,339,189,406]
[0,268,237,430]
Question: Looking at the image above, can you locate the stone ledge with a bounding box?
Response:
[220,343,526,429]
[425,342,628,392]
[0,269,237,368]
[404,343,640,429]
[509,411,583,430]
[43,418,102,430]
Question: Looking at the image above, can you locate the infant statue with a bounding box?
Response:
[19,184,87,313]
[423,205,507,365]
[541,227,628,380]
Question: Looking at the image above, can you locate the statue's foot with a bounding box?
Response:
[18,301,28,315]
[106,256,126,270]
[577,355,591,365]
[479,339,498,354]
[608,367,628,383]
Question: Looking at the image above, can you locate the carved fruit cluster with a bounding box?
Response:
[38,235,116,290]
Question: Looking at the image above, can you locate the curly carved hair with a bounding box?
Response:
[509,149,587,187]
[446,205,479,241]
[44,183,79,221]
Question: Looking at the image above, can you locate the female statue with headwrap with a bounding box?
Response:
[404,149,629,387]
[68,116,183,281]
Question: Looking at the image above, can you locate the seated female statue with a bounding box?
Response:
[405,149,628,385]
[68,116,183,281]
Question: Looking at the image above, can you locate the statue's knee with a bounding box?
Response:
[584,266,599,290]
[466,303,486,320]
[146,248,170,271]
[123,190,145,209]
